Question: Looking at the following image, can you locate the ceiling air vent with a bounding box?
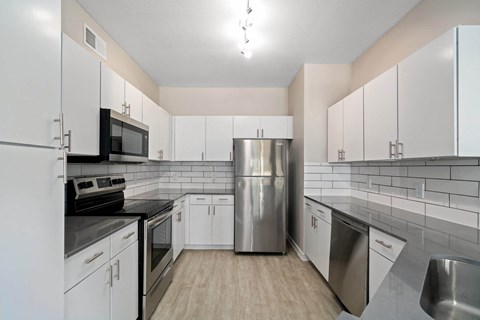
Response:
[83,23,107,60]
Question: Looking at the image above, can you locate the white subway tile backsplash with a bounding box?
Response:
[304,166,332,173]
[426,179,478,197]
[392,177,426,189]
[391,198,426,214]
[426,159,479,166]
[322,189,350,196]
[450,195,480,213]
[368,193,391,206]
[333,166,351,174]
[192,166,213,172]
[380,166,408,177]
[379,186,407,198]
[304,189,321,196]
[407,190,450,206]
[81,164,108,176]
[67,164,82,176]
[451,166,480,181]
[333,181,351,189]
[304,181,333,189]
[426,204,478,228]
[408,166,450,179]
[351,189,368,200]
[369,175,392,186]
[181,172,204,177]
[304,173,322,180]
[321,173,350,181]
[214,166,234,172]
[359,167,380,175]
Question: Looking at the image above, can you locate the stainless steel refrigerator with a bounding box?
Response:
[234,139,288,253]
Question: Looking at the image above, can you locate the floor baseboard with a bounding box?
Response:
[287,235,309,261]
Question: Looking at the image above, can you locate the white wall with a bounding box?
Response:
[351,0,480,90]
[158,87,288,116]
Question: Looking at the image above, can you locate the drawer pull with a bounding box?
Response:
[305,203,311,207]
[181,199,185,203]
[85,251,104,264]
[218,198,228,201]
[317,209,324,214]
[123,231,135,240]
[196,197,206,200]
[173,204,178,208]
[375,239,392,249]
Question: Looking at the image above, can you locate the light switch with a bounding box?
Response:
[415,183,425,199]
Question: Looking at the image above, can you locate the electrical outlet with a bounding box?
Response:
[368,178,372,189]
[415,183,425,199]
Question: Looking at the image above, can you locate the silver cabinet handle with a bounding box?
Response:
[213,206,216,216]
[57,151,67,184]
[261,129,264,138]
[375,239,392,249]
[197,197,206,200]
[85,251,104,264]
[311,215,314,227]
[202,152,204,161]
[181,199,185,203]
[125,103,131,117]
[337,149,341,161]
[397,142,404,159]
[257,129,259,138]
[208,206,210,215]
[219,198,228,201]
[106,265,112,286]
[121,102,126,115]
[123,231,135,240]
[389,141,396,159]
[313,217,317,229]
[342,150,346,161]
[64,130,72,152]
[317,209,324,214]
[114,259,120,280]
[305,203,311,207]
[54,113,65,147]
[230,152,232,161]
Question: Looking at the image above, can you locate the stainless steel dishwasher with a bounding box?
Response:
[329,213,369,317]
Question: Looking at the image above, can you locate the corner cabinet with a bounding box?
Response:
[143,95,172,161]
[64,222,139,320]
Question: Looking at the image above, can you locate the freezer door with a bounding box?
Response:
[235,177,286,253]
[234,139,287,177]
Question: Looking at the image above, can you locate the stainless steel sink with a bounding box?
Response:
[420,255,480,320]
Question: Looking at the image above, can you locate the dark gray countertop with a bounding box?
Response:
[305,196,480,320]
[65,216,140,259]
[129,188,235,201]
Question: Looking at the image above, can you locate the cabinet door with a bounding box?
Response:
[316,218,331,280]
[364,66,398,161]
[343,87,364,161]
[0,145,64,320]
[369,249,394,301]
[189,205,212,245]
[125,81,143,122]
[174,116,206,161]
[158,107,172,160]
[398,29,456,158]
[303,211,316,262]
[327,101,344,162]
[172,209,181,260]
[178,207,185,254]
[111,243,139,320]
[1,0,61,147]
[260,116,288,138]
[101,63,125,114]
[142,96,162,160]
[64,265,111,320]
[211,205,234,245]
[206,116,233,161]
[233,116,261,138]
[62,33,100,155]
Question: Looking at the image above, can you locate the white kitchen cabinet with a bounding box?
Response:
[343,88,364,162]
[211,205,235,245]
[1,0,62,147]
[327,100,344,162]
[101,63,125,115]
[111,243,139,320]
[172,196,186,260]
[369,249,394,301]
[316,216,331,280]
[125,81,143,122]
[62,33,100,156]
[143,95,172,161]
[364,66,398,161]
[206,116,234,161]
[233,116,292,139]
[304,201,317,264]
[188,195,234,248]
[64,264,111,320]
[0,145,65,320]
[233,116,261,138]
[398,26,480,158]
[174,116,206,161]
[189,204,212,245]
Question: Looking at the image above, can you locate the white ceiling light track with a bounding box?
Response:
[239,0,253,58]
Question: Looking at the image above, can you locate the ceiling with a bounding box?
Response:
[76,0,421,87]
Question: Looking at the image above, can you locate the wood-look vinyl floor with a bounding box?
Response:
[151,248,343,320]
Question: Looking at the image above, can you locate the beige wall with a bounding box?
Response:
[304,64,351,163]
[62,0,159,103]
[287,67,305,249]
[158,87,288,116]
[352,0,480,91]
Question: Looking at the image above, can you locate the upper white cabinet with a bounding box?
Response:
[101,64,125,115]
[101,64,143,122]
[143,95,172,161]
[206,116,234,161]
[398,26,480,158]
[1,0,62,147]
[343,88,364,162]
[174,116,206,161]
[62,33,100,156]
[364,66,398,161]
[327,101,344,162]
[233,116,293,139]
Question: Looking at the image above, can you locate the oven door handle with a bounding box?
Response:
[147,214,171,230]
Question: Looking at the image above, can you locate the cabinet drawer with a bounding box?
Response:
[190,195,212,205]
[304,199,316,213]
[111,222,138,257]
[172,197,185,212]
[213,195,234,205]
[65,237,111,292]
[314,204,332,224]
[369,228,405,262]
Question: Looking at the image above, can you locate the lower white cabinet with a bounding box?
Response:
[172,196,187,260]
[304,198,332,280]
[368,228,406,301]
[65,222,138,320]
[188,195,234,247]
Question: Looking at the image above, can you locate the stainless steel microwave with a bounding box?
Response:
[69,109,149,163]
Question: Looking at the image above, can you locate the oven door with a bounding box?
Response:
[144,213,173,293]
[101,109,149,162]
